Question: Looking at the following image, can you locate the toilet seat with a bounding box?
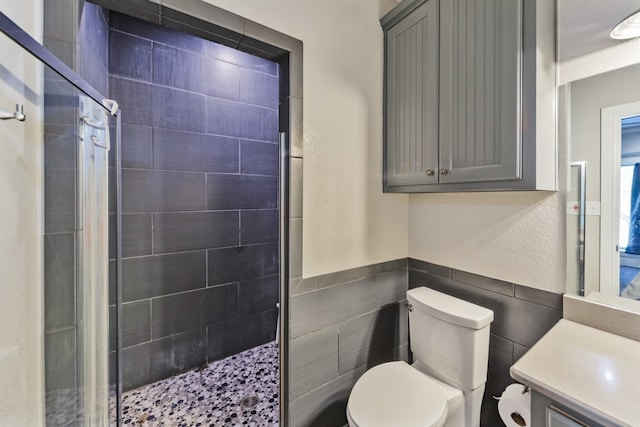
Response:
[347,361,448,427]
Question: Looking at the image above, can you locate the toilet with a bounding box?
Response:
[346,287,494,427]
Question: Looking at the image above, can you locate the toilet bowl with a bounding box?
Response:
[346,287,493,427]
[346,361,465,427]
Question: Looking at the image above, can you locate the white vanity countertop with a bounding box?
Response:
[510,319,640,427]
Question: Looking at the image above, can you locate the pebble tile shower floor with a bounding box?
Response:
[119,341,279,426]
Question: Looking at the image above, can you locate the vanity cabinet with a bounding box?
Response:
[380,0,557,192]
[532,391,606,427]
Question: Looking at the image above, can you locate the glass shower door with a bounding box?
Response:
[0,12,118,425]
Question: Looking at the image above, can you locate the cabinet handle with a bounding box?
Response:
[425,169,434,176]
[439,168,448,176]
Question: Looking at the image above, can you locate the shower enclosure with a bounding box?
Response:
[0,12,120,425]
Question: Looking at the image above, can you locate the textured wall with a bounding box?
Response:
[108,11,280,390]
[409,192,566,293]
[204,0,409,278]
[0,1,44,424]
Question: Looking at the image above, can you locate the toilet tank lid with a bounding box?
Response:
[407,287,494,329]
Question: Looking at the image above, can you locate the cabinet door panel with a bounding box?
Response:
[385,0,439,187]
[439,0,522,184]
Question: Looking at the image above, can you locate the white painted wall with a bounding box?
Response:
[0,1,44,425]
[559,37,640,85]
[204,0,409,278]
[409,192,566,292]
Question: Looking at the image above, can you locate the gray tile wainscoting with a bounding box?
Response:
[107,11,282,390]
[408,259,563,427]
[289,259,409,426]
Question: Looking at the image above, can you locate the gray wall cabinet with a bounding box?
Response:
[381,0,557,193]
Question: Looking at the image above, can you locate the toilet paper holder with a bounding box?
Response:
[511,386,529,427]
[498,383,531,427]
[510,412,527,427]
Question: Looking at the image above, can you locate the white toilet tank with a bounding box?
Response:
[407,287,494,391]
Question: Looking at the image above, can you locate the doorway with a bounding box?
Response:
[600,101,640,299]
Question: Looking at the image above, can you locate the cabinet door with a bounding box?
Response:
[385,0,439,187]
[439,0,522,184]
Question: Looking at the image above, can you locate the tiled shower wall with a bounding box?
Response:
[107,11,281,390]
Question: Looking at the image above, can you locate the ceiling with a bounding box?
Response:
[558,0,640,61]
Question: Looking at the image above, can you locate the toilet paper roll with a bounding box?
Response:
[498,383,531,427]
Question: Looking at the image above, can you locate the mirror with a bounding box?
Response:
[560,0,640,310]
[565,62,640,309]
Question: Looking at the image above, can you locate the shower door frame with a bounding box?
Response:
[0,10,122,425]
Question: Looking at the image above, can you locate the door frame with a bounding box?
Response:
[600,100,640,296]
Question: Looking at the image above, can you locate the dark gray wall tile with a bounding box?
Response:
[241,209,279,245]
[369,258,409,276]
[486,333,515,399]
[239,68,279,109]
[515,285,563,311]
[109,76,153,126]
[238,275,279,316]
[151,285,237,338]
[78,3,109,94]
[43,37,75,71]
[376,270,408,307]
[482,334,515,427]
[45,233,75,330]
[316,267,362,290]
[291,277,317,296]
[241,140,278,176]
[45,126,77,170]
[152,86,205,132]
[45,329,77,424]
[121,329,206,391]
[44,0,76,41]
[45,328,77,392]
[451,269,515,297]
[338,304,408,375]
[206,97,278,142]
[408,258,451,280]
[290,326,339,400]
[121,123,153,169]
[122,251,206,302]
[153,44,202,92]
[290,366,366,427]
[122,213,152,257]
[122,169,205,212]
[409,270,561,348]
[203,57,240,100]
[122,300,151,348]
[514,343,529,362]
[208,243,279,286]
[204,40,278,76]
[110,10,204,54]
[154,128,239,173]
[207,174,277,210]
[44,168,76,233]
[109,30,152,81]
[153,211,239,253]
[290,277,379,338]
[207,309,277,361]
